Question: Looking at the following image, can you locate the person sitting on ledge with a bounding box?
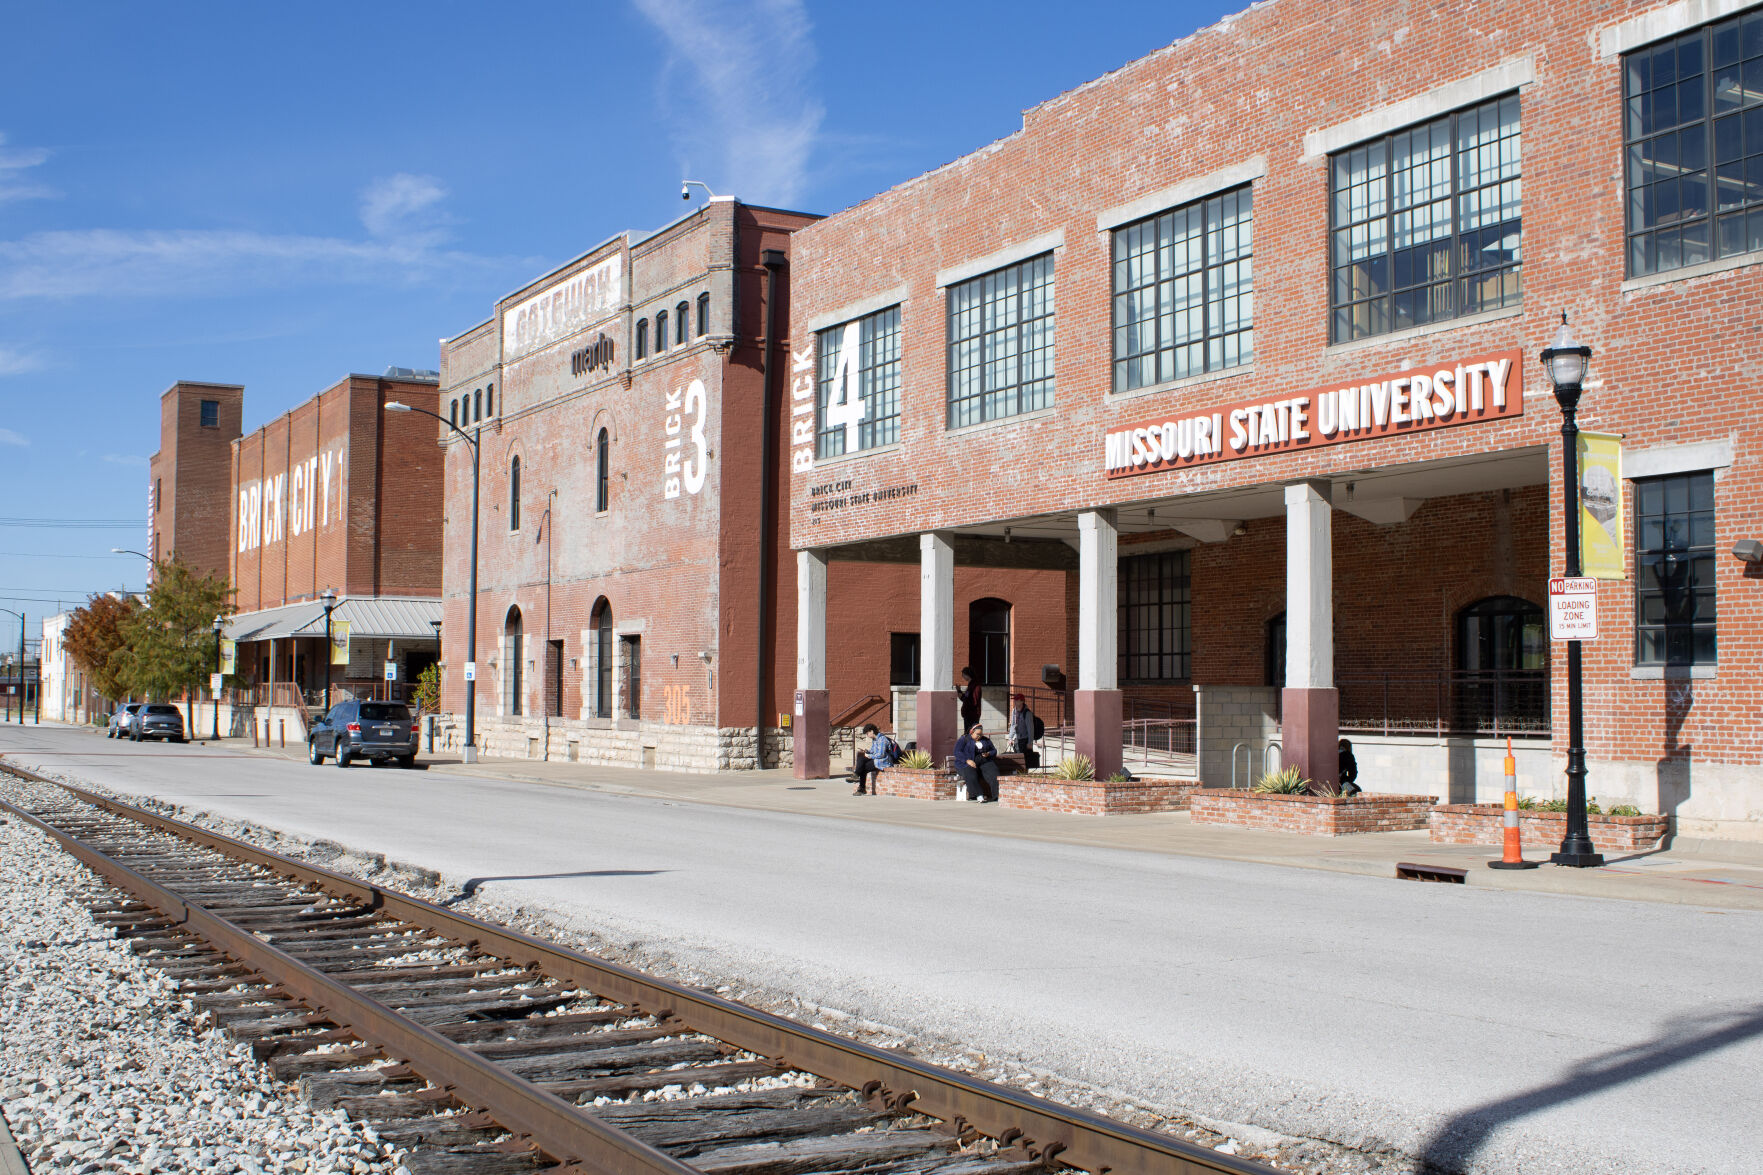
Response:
[952,722,1000,803]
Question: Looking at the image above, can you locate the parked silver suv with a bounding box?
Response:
[107,703,143,738]
[129,703,186,743]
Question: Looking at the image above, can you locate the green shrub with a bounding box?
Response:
[897,749,934,770]
[1605,802,1643,817]
[1053,754,1095,781]
[1253,765,1310,794]
[1105,771,1131,783]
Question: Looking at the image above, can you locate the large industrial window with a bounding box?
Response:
[1118,550,1191,681]
[1625,11,1763,276]
[591,599,613,719]
[200,399,219,428]
[816,305,902,458]
[947,253,1054,428]
[1635,471,1717,665]
[503,607,523,718]
[889,633,920,686]
[1112,185,1253,391]
[1330,94,1522,343]
[621,634,642,720]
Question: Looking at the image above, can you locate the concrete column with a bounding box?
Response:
[793,548,829,779]
[1075,509,1123,779]
[915,532,959,767]
[1282,481,1338,788]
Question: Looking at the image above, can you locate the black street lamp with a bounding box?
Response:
[321,588,338,714]
[1540,312,1604,869]
[212,613,224,741]
[387,400,481,762]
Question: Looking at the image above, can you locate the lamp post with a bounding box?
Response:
[212,614,223,741]
[321,589,338,714]
[387,399,481,762]
[1540,312,1604,869]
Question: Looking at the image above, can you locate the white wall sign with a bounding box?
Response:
[1548,577,1599,640]
[663,378,710,500]
[503,255,623,361]
[789,343,815,473]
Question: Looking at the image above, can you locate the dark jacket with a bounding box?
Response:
[1010,705,1035,747]
[1339,746,1359,786]
[953,733,996,766]
[957,680,981,726]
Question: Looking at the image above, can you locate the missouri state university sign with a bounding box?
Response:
[1103,349,1522,479]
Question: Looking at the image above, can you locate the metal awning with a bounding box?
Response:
[226,596,442,642]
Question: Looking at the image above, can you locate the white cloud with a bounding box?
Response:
[0,133,53,205]
[360,173,451,244]
[632,0,823,208]
[0,427,27,446]
[102,454,147,468]
[0,345,42,376]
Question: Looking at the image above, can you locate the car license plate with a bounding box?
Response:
[377,727,394,738]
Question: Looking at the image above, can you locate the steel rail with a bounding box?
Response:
[4,767,1281,1175]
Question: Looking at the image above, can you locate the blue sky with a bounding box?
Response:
[0,0,1235,628]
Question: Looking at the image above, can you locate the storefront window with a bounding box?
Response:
[1625,10,1763,276]
[816,305,902,458]
[1635,472,1717,665]
[1330,94,1522,342]
[1112,185,1253,391]
[947,253,1054,428]
[1118,550,1190,681]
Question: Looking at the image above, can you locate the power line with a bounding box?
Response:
[0,551,134,559]
[0,517,142,529]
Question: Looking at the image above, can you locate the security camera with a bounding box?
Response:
[681,183,691,201]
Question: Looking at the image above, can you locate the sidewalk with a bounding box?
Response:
[226,737,1763,911]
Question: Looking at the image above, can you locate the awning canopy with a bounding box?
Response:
[226,596,442,642]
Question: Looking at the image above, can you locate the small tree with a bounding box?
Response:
[414,661,442,714]
[117,556,233,714]
[62,593,140,703]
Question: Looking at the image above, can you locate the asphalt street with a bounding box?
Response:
[2,725,1757,1174]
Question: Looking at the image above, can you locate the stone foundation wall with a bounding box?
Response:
[429,714,769,773]
[1191,789,1438,836]
[1429,804,1670,854]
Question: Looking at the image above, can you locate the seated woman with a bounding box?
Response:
[951,722,1000,803]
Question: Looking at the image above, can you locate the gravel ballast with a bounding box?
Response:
[0,776,408,1175]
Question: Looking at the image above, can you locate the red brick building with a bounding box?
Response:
[148,380,244,579]
[789,0,1763,841]
[223,371,445,706]
[436,198,1069,771]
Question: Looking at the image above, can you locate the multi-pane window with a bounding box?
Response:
[1112,186,1253,391]
[1635,472,1717,665]
[200,399,219,428]
[636,319,648,359]
[696,292,710,336]
[1118,550,1191,681]
[1330,95,1522,342]
[1625,11,1763,276]
[947,253,1054,428]
[815,306,902,458]
[675,302,689,346]
[656,310,669,352]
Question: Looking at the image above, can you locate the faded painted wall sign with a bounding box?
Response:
[503,255,623,362]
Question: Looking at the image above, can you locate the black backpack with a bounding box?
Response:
[1031,714,1045,740]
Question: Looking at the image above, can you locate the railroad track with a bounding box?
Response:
[0,763,1280,1175]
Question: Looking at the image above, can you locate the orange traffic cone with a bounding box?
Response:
[1488,736,1539,870]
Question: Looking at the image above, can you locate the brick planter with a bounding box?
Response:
[873,766,960,801]
[1190,788,1438,836]
[1430,805,1669,854]
[1002,775,1204,815]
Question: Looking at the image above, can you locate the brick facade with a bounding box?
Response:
[1429,803,1670,854]
[1191,789,1439,836]
[788,0,1763,839]
[147,381,243,580]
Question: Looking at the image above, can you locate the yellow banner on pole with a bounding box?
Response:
[1578,432,1625,580]
[219,638,237,676]
[330,619,351,666]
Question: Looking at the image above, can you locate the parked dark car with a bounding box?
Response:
[129,703,186,743]
[308,700,418,768]
[107,703,143,738]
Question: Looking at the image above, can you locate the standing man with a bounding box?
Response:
[1009,693,1040,770]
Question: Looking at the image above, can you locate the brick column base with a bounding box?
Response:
[1075,689,1123,780]
[792,689,829,779]
[915,689,959,768]
[1281,687,1338,788]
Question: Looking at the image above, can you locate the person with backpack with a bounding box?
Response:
[855,723,900,795]
[1009,693,1042,770]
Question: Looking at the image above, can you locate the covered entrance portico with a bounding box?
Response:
[795,446,1551,793]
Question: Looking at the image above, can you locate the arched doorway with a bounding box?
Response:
[1456,595,1546,733]
[504,606,523,717]
[968,598,1011,687]
[590,598,613,719]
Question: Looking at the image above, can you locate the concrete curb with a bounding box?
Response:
[0,1109,30,1175]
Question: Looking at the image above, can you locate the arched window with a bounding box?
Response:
[504,606,524,717]
[508,456,521,530]
[655,310,669,352]
[474,389,482,422]
[590,598,613,719]
[696,292,710,337]
[449,399,458,426]
[595,428,610,513]
[486,383,494,416]
[968,598,1011,686]
[1456,596,1547,734]
[636,319,648,359]
[675,302,689,345]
